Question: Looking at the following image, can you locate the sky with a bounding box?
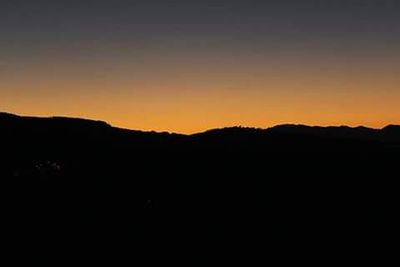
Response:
[1,0,399,133]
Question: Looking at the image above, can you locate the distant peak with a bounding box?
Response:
[269,124,377,131]
[383,124,400,129]
[382,124,400,132]
[0,112,19,118]
[194,126,263,136]
[0,112,111,128]
[49,116,111,128]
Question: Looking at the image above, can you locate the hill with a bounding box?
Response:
[1,112,398,265]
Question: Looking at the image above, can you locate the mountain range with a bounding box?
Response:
[1,111,399,142]
[1,112,398,265]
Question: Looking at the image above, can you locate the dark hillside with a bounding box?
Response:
[1,113,398,265]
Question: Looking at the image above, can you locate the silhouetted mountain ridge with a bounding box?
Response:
[0,112,111,129]
[1,113,399,144]
[1,112,398,265]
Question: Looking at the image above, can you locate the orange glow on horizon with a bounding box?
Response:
[1,46,399,134]
[2,80,399,134]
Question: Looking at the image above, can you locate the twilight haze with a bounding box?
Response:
[1,0,399,133]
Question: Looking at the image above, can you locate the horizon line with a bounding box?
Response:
[1,111,398,136]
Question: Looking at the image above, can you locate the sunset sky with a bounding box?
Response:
[1,0,399,133]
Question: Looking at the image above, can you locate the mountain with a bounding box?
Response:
[1,112,398,144]
[1,112,398,265]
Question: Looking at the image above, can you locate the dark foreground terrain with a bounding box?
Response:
[1,112,399,265]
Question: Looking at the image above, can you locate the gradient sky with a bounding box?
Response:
[1,0,399,133]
